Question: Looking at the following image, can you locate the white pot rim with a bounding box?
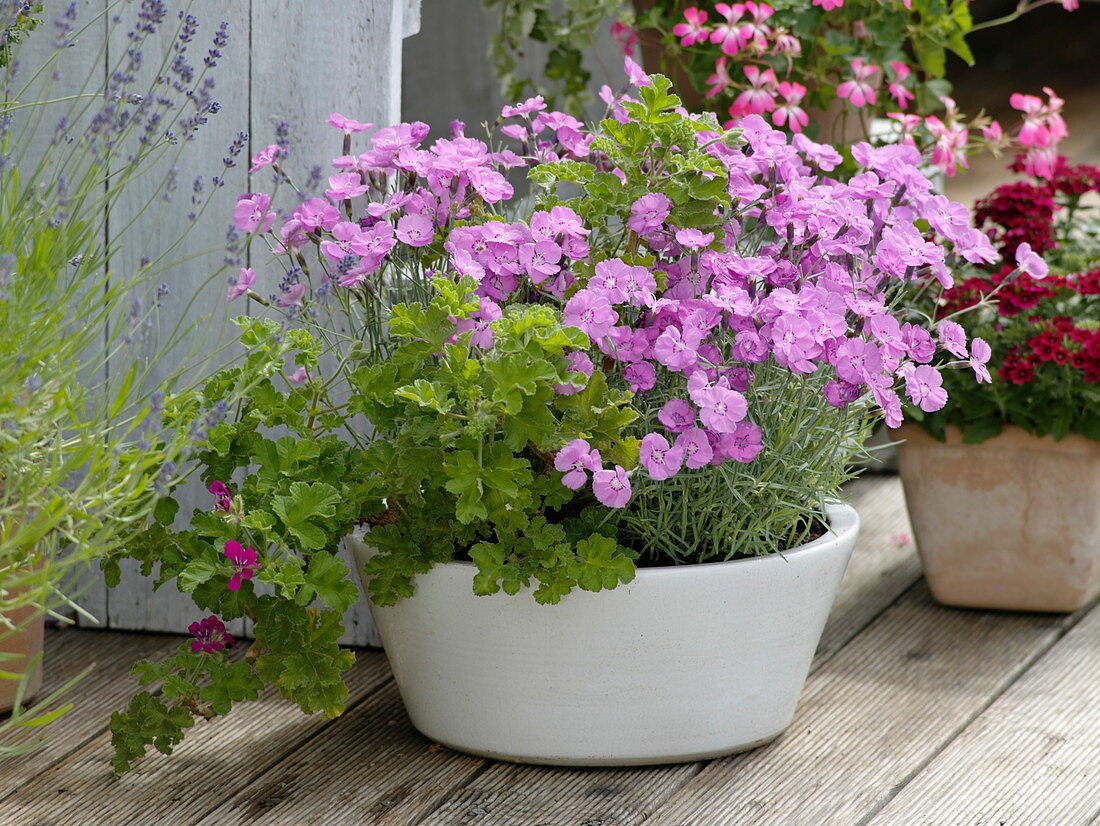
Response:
[355,499,857,577]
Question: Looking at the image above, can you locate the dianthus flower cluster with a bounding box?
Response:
[233,67,1003,509]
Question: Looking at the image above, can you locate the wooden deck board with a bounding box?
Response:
[815,474,919,667]
[642,586,1077,826]
[191,682,486,826]
[0,630,188,795]
[865,600,1100,826]
[4,475,1099,825]
[1,649,392,826]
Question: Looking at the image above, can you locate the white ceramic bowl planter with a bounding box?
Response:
[347,502,859,766]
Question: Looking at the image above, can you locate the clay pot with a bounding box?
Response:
[1,603,45,713]
[895,424,1100,612]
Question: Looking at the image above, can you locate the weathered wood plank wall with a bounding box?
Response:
[13,0,419,646]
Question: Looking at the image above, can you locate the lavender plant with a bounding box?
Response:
[0,0,237,755]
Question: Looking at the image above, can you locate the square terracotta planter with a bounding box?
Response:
[894,424,1100,612]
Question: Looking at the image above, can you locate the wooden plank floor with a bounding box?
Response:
[3,474,1099,826]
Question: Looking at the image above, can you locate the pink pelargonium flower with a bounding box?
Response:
[812,0,844,9]
[1015,242,1048,279]
[326,113,374,134]
[189,616,235,654]
[554,438,602,490]
[592,465,632,508]
[733,65,778,115]
[623,56,650,88]
[771,81,808,132]
[705,57,734,100]
[208,481,231,512]
[610,21,638,56]
[227,267,256,302]
[904,365,948,413]
[710,2,747,55]
[223,540,260,591]
[924,115,969,178]
[887,61,914,110]
[628,193,672,235]
[639,433,684,481]
[836,59,880,108]
[673,7,710,46]
[287,366,311,386]
[564,289,619,341]
[233,193,276,234]
[249,144,283,172]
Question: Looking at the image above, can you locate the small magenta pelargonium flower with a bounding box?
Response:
[208,480,232,512]
[188,616,236,654]
[223,539,260,591]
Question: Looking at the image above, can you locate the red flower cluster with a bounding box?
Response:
[977,156,1100,260]
[944,156,1100,389]
[999,318,1100,385]
[974,181,1055,258]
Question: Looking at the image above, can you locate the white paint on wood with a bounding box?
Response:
[104,0,253,639]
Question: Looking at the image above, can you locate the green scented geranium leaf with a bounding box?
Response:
[153,496,179,526]
[198,661,264,716]
[297,551,360,613]
[271,481,341,550]
[262,557,307,600]
[177,544,227,594]
[395,378,455,413]
[442,450,489,523]
[110,692,195,775]
[570,535,636,592]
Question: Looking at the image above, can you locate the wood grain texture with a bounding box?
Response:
[816,474,920,667]
[866,600,1100,826]
[102,0,253,638]
[642,586,1077,826]
[2,641,392,825]
[0,628,187,798]
[191,681,486,826]
[416,762,701,826]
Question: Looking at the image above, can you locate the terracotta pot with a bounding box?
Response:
[348,503,858,766]
[0,604,45,713]
[894,424,1100,612]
